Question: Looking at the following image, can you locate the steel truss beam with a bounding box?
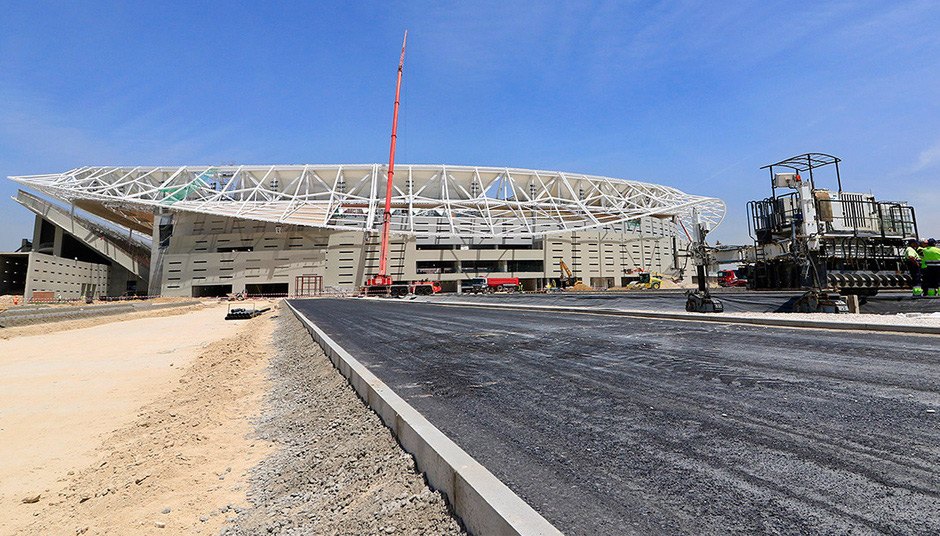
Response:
[10,165,725,238]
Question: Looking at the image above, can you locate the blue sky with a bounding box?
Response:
[1,1,939,248]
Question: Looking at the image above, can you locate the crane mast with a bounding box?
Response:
[367,30,407,289]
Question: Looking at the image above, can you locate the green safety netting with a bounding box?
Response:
[158,168,217,204]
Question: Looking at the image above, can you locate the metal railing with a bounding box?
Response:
[749,194,917,241]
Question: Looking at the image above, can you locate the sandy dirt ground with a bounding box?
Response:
[2,299,463,535]
[0,303,271,534]
[0,294,20,312]
[0,302,216,340]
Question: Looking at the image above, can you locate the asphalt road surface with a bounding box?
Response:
[291,299,940,535]
[423,289,940,315]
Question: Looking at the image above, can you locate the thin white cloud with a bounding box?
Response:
[836,0,940,51]
[0,85,247,171]
[912,139,940,172]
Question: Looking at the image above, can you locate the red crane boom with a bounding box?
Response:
[366,30,407,289]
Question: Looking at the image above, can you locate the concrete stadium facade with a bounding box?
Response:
[6,165,725,299]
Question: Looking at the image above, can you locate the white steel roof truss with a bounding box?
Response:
[408,167,415,233]
[365,165,379,231]
[9,164,725,238]
[441,166,458,236]
[234,166,276,216]
[504,171,533,235]
[278,165,309,222]
[534,172,569,231]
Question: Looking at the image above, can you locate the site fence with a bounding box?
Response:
[231,288,354,300]
[6,286,356,308]
[19,294,161,305]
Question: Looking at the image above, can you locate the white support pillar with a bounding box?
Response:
[52,227,64,257]
[31,215,43,247]
[147,210,173,296]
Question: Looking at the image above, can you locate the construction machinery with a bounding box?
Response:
[411,280,442,296]
[363,279,441,298]
[487,277,520,292]
[358,30,438,298]
[362,30,406,295]
[625,271,663,290]
[460,277,520,294]
[684,209,724,313]
[358,31,442,298]
[745,153,918,311]
[558,260,582,289]
[460,278,489,294]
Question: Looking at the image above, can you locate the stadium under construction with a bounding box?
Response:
[1,165,724,301]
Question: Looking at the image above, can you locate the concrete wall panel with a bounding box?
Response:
[24,252,109,300]
[159,212,689,295]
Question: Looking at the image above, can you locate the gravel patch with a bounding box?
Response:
[221,311,463,536]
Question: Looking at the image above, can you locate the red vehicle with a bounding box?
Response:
[717,269,748,287]
[362,280,440,297]
[486,277,519,292]
[410,280,442,295]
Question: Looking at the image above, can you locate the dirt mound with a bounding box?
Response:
[567,283,596,292]
[12,311,274,535]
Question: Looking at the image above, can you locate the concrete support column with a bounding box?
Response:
[52,227,64,257]
[147,210,173,296]
[23,252,36,300]
[31,216,43,247]
[640,221,647,271]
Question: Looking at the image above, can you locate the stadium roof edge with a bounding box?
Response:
[9,164,725,238]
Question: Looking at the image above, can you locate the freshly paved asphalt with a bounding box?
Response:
[290,298,940,535]
[421,289,940,315]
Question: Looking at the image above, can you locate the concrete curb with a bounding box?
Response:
[285,300,562,536]
[422,299,940,336]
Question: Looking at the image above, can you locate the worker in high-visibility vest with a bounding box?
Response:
[906,239,923,296]
[923,238,940,297]
[921,239,929,272]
